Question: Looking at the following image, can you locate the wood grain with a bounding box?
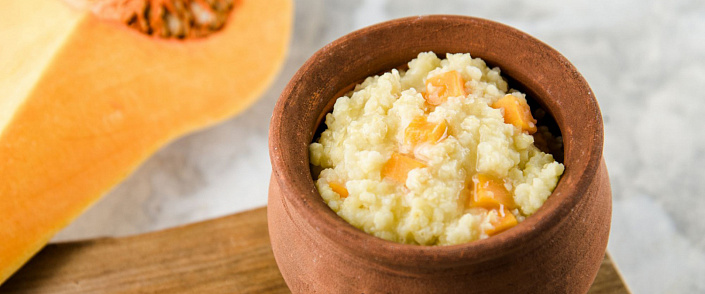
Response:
[0,207,629,293]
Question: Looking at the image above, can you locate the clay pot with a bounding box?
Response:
[268,15,610,293]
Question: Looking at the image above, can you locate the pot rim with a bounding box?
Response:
[269,15,603,268]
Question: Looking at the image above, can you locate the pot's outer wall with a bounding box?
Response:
[268,160,610,293]
[268,15,610,293]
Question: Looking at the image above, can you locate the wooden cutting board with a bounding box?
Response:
[0,207,630,293]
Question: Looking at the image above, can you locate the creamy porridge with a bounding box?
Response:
[309,52,564,245]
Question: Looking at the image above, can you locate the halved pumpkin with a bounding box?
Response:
[0,0,292,283]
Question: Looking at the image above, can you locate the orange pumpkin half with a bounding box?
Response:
[0,0,292,283]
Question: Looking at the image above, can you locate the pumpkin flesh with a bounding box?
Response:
[0,0,292,283]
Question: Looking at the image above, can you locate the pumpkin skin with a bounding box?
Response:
[0,0,292,283]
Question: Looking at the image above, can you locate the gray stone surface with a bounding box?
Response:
[55,0,705,292]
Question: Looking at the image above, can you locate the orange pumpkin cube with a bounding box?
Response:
[404,116,448,145]
[424,70,467,105]
[491,94,537,134]
[468,174,516,210]
[485,208,519,236]
[329,181,349,198]
[381,152,426,184]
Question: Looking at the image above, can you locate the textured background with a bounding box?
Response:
[54,0,705,293]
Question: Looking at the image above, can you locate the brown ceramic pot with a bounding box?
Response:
[268,15,610,293]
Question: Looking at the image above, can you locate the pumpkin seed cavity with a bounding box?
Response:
[94,0,236,38]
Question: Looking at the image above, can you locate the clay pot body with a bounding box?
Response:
[268,16,610,293]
